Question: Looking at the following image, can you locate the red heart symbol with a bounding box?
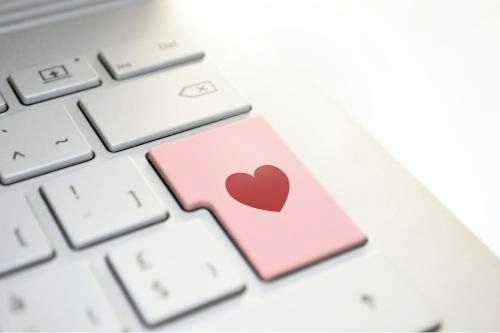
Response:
[225,165,289,212]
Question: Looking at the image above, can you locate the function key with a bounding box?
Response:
[99,31,204,80]
[9,56,100,105]
[107,219,245,326]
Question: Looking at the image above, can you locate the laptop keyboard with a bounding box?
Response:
[0,30,440,330]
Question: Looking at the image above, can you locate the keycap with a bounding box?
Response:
[107,219,245,326]
[0,192,53,277]
[99,31,204,80]
[9,56,100,104]
[149,117,367,281]
[0,264,123,331]
[41,156,168,249]
[79,62,251,152]
[0,92,7,112]
[180,254,441,331]
[0,104,94,185]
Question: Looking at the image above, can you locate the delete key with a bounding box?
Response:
[148,117,367,281]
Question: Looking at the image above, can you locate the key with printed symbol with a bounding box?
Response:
[107,219,245,326]
[41,156,168,249]
[9,56,100,104]
[149,117,367,281]
[99,31,204,80]
[79,61,251,152]
[0,103,93,185]
[0,264,123,331]
[0,192,54,277]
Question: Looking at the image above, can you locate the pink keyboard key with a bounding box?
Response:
[149,117,367,280]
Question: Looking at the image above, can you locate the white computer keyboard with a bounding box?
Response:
[0,29,440,331]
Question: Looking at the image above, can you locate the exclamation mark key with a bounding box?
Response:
[41,156,168,249]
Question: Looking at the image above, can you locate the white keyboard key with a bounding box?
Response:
[0,192,53,277]
[0,92,7,112]
[9,56,100,104]
[181,254,440,331]
[41,156,168,249]
[0,104,93,185]
[0,264,123,331]
[79,61,251,152]
[107,219,245,326]
[99,31,204,80]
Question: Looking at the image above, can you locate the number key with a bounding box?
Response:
[107,219,245,326]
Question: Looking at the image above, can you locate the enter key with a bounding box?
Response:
[149,117,367,281]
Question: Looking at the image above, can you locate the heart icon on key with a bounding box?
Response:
[225,165,289,212]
